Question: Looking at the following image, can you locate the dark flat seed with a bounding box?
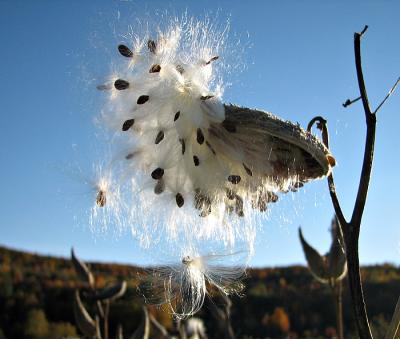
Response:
[149,64,161,73]
[122,119,135,131]
[176,193,184,207]
[125,153,135,160]
[174,111,180,122]
[96,84,111,91]
[155,131,164,144]
[228,175,241,184]
[269,192,278,203]
[226,205,234,214]
[200,95,214,100]
[205,56,219,65]
[200,206,212,217]
[96,190,106,207]
[176,65,184,74]
[226,189,235,200]
[235,195,244,217]
[147,39,157,54]
[114,79,130,90]
[196,128,204,145]
[258,200,268,212]
[205,141,216,155]
[118,44,133,57]
[151,168,164,180]
[194,190,211,210]
[179,139,186,155]
[222,120,237,133]
[243,163,253,176]
[137,95,149,105]
[193,156,200,166]
[154,179,165,195]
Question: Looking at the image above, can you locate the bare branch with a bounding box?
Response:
[360,25,369,37]
[374,77,400,114]
[351,27,376,229]
[307,117,347,228]
[342,96,361,108]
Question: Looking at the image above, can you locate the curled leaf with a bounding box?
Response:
[73,290,97,337]
[91,281,127,301]
[71,248,95,287]
[298,228,329,283]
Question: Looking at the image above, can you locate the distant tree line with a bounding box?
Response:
[1,246,400,338]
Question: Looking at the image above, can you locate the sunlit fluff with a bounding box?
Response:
[141,252,246,319]
[99,16,334,233]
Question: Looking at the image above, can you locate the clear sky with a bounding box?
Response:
[0,0,399,267]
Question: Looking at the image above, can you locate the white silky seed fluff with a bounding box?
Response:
[97,18,334,244]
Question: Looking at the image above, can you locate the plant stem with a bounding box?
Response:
[104,300,110,339]
[308,25,383,339]
[331,280,344,339]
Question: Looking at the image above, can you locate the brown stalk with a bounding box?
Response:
[308,25,399,338]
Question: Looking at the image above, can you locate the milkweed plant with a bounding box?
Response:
[85,16,335,319]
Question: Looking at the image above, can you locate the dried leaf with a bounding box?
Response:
[90,281,127,301]
[129,307,150,339]
[71,248,95,287]
[298,228,329,283]
[73,290,97,337]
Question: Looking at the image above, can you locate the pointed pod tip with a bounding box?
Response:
[327,154,336,167]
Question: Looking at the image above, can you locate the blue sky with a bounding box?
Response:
[0,1,399,267]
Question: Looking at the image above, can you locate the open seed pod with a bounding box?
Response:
[103,24,335,220]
